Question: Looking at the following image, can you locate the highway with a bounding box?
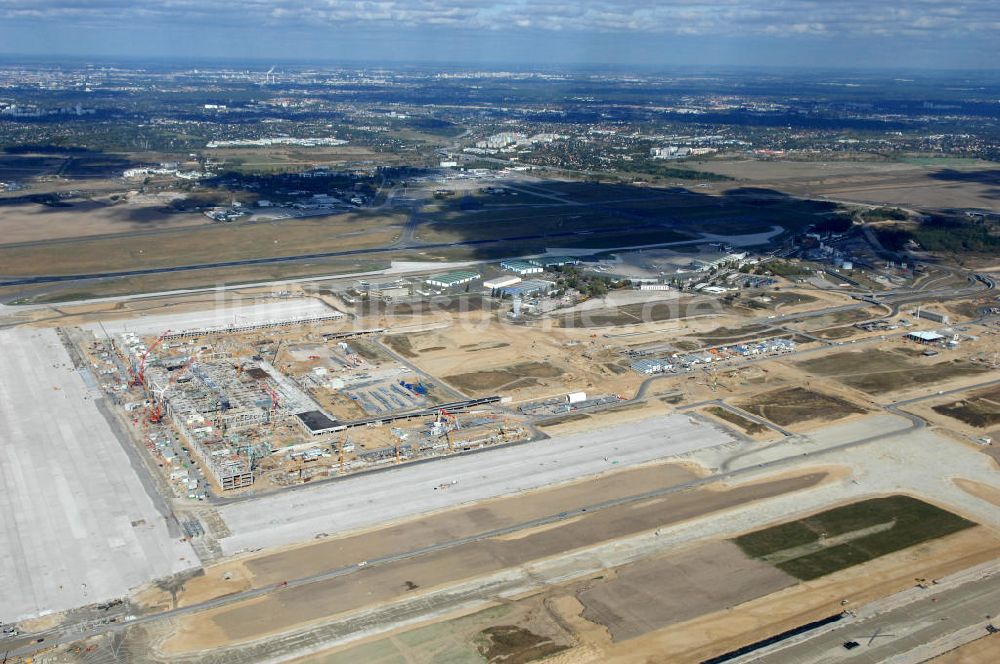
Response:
[749,569,1000,664]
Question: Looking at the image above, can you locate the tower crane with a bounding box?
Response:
[338,434,348,475]
[130,330,170,390]
[148,352,198,424]
[436,408,460,452]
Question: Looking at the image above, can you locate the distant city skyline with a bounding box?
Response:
[1,1,999,70]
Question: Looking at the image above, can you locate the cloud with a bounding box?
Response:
[1,0,998,39]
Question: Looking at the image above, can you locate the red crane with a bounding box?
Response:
[130,330,170,390]
[148,352,197,424]
[264,384,280,412]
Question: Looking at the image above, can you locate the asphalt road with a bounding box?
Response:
[750,572,1000,664]
[681,399,795,437]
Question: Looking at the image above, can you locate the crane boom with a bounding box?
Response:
[131,330,170,389]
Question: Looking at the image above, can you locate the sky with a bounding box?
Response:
[1,1,998,70]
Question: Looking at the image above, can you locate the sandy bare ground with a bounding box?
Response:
[953,478,1000,509]
[385,314,643,403]
[930,632,1000,663]
[281,509,1000,664]
[578,540,795,641]
[140,462,699,611]
[589,527,1000,663]
[156,471,826,654]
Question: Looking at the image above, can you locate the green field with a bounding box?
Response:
[734,496,975,580]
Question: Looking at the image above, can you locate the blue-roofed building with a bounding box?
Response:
[528,255,580,268]
[500,259,543,276]
[500,279,557,298]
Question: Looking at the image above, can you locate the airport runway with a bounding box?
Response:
[217,413,736,554]
[0,221,671,287]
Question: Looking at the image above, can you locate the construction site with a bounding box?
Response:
[3,248,1000,664]
[80,300,528,498]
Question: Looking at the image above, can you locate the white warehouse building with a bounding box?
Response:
[484,276,522,289]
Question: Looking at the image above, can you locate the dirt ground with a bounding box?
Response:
[953,478,1000,509]
[290,596,573,664]
[156,471,828,654]
[793,307,878,332]
[140,462,699,610]
[445,361,563,393]
[794,347,992,396]
[736,386,868,428]
[382,316,643,402]
[899,391,1000,448]
[932,385,1000,429]
[701,406,775,439]
[577,540,795,641]
[591,526,1000,663]
[930,632,1000,663]
[285,515,1000,664]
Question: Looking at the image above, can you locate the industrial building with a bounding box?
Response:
[631,359,673,374]
[915,309,951,324]
[162,311,344,340]
[484,275,522,290]
[365,281,411,300]
[529,256,580,268]
[630,338,796,374]
[690,251,749,272]
[143,355,322,490]
[500,279,557,298]
[907,330,946,344]
[425,270,481,288]
[500,260,543,276]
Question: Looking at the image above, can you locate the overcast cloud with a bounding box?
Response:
[0,1,997,68]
